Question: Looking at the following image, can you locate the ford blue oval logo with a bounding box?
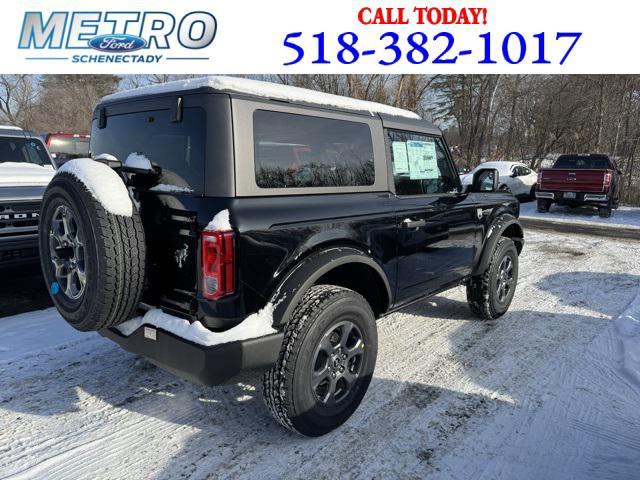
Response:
[89,34,146,52]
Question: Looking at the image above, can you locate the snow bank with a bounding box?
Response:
[0,162,54,186]
[57,158,133,217]
[116,305,277,347]
[149,184,194,194]
[124,152,152,170]
[206,209,231,231]
[103,76,422,120]
[520,201,640,230]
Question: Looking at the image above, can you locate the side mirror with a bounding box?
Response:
[472,168,499,193]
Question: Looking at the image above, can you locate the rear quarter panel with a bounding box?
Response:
[232,193,397,306]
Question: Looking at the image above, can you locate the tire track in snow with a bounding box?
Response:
[0,231,639,479]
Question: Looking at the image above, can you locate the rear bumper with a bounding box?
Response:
[536,190,610,205]
[100,326,283,386]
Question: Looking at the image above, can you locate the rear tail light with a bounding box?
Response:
[536,172,542,187]
[201,230,235,300]
[603,172,612,189]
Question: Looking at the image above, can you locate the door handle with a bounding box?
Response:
[402,218,427,229]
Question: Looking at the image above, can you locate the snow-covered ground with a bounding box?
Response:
[1,230,639,479]
[520,201,640,230]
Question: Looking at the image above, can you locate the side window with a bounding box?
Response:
[387,130,459,196]
[511,166,522,177]
[253,110,375,188]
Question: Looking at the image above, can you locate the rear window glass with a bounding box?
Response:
[48,137,90,160]
[553,156,611,169]
[0,137,50,166]
[90,107,206,193]
[253,110,375,189]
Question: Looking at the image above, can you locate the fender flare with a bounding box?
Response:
[268,247,392,328]
[473,214,524,275]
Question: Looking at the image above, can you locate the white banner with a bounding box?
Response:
[2,0,639,73]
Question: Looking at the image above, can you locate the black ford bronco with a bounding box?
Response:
[39,77,523,437]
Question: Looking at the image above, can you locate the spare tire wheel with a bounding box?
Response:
[39,172,146,331]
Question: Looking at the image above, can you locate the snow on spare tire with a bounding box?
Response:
[39,158,146,331]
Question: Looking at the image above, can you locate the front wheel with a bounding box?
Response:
[467,238,519,320]
[263,285,377,436]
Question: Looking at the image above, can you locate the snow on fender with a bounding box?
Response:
[38,158,146,331]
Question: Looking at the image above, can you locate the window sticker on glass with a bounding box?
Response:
[407,140,438,180]
[391,141,410,174]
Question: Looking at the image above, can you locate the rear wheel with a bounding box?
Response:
[39,172,146,331]
[537,199,551,212]
[598,204,612,218]
[467,238,519,320]
[263,285,377,436]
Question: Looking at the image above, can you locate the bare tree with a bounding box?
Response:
[0,75,38,127]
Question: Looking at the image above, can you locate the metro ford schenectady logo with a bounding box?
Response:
[88,34,146,53]
[18,11,216,64]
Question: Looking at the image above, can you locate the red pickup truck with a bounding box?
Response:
[536,154,621,218]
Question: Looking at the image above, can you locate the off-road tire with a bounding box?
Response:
[537,199,551,212]
[466,237,518,320]
[263,285,377,437]
[39,172,146,331]
[598,204,612,218]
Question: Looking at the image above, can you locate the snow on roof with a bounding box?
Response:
[103,76,422,120]
[0,125,23,130]
[472,161,522,174]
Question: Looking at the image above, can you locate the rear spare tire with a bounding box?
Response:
[39,171,146,331]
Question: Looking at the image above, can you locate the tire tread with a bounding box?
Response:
[262,285,361,434]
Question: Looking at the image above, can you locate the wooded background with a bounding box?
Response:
[1,74,638,205]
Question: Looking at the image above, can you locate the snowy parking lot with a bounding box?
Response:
[1,229,640,479]
[520,201,640,230]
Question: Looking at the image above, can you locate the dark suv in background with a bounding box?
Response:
[39,77,524,436]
